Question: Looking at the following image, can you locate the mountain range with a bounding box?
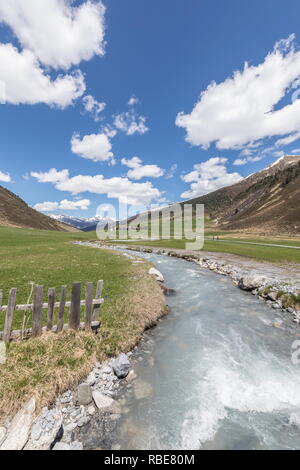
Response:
[49,214,114,232]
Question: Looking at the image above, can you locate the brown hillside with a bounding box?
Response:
[186,155,300,234]
[0,186,79,232]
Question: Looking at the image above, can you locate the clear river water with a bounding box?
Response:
[95,251,300,450]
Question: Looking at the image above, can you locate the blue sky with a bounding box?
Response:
[1,0,300,218]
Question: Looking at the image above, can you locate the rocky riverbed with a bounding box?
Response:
[0,353,137,450]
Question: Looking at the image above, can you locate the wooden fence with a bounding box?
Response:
[0,280,104,343]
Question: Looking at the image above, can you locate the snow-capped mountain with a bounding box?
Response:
[49,214,114,231]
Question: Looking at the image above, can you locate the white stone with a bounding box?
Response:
[52,442,71,451]
[0,397,36,450]
[92,391,117,412]
[149,267,164,282]
[87,405,96,416]
[70,441,83,451]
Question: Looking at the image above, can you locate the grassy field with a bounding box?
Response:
[0,227,165,419]
[111,237,300,263]
[0,227,130,329]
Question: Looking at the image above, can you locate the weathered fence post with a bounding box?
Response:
[32,285,44,337]
[85,282,94,330]
[3,288,17,343]
[92,280,103,321]
[47,288,55,331]
[69,282,81,330]
[57,285,67,333]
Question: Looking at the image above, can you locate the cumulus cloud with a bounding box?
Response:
[181,157,243,199]
[71,132,115,164]
[34,198,90,212]
[233,155,264,166]
[0,171,11,183]
[31,168,162,206]
[121,157,165,180]
[82,95,106,121]
[30,168,70,184]
[0,44,85,107]
[114,111,148,136]
[0,0,106,69]
[33,201,59,212]
[176,35,300,151]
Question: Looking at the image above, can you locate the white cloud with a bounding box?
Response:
[128,95,139,106]
[165,163,178,179]
[31,168,162,206]
[71,133,115,164]
[0,0,106,69]
[30,168,69,184]
[0,44,85,107]
[34,198,90,212]
[59,199,90,210]
[33,201,59,212]
[275,132,300,147]
[114,111,148,136]
[0,171,11,182]
[233,155,263,166]
[82,95,106,121]
[176,35,300,151]
[181,157,243,199]
[121,157,165,180]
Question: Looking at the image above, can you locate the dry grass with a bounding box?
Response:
[0,257,166,421]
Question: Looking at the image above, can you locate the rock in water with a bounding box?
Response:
[77,383,92,405]
[148,267,164,282]
[0,397,36,450]
[111,353,130,379]
[238,274,266,291]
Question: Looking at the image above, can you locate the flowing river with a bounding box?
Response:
[88,251,300,450]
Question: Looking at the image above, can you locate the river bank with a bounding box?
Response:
[0,247,166,450]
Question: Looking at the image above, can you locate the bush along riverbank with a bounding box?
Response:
[0,248,167,450]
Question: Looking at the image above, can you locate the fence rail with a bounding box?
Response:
[0,280,104,343]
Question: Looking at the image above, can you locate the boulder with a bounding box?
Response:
[238,274,267,291]
[92,391,118,413]
[148,268,164,282]
[0,397,36,450]
[111,353,130,379]
[77,383,92,406]
[268,291,278,302]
